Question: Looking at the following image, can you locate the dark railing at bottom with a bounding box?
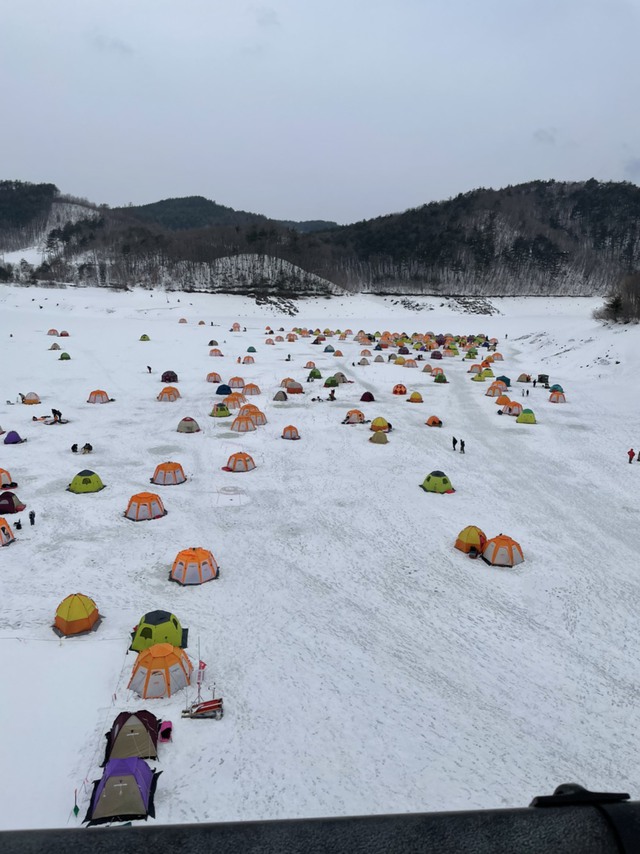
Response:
[2,784,639,854]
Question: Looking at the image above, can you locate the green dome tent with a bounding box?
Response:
[67,470,105,494]
[516,408,537,424]
[210,403,231,418]
[420,471,455,494]
[130,610,187,652]
[308,368,322,379]
[59,352,71,361]
[324,376,339,388]
[369,431,388,445]
[434,373,448,383]
[139,334,150,341]
[471,373,486,382]
[247,346,257,353]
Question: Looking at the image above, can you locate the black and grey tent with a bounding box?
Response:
[161,370,178,383]
[103,711,161,764]
[85,758,160,825]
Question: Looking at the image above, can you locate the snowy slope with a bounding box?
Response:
[0,285,638,831]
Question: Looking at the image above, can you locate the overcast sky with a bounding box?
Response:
[2,0,640,223]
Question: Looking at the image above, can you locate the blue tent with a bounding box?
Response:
[216,384,231,396]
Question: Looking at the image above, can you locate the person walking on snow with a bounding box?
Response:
[452,436,458,451]
[460,440,465,454]
[28,510,36,526]
[628,448,635,464]
[147,366,152,373]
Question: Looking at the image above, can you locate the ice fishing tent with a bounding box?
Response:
[248,410,267,426]
[431,350,442,360]
[47,329,58,336]
[104,711,160,763]
[482,535,524,567]
[426,416,442,427]
[324,345,335,353]
[87,389,111,404]
[131,610,187,652]
[370,417,390,432]
[496,395,511,407]
[369,431,388,445]
[0,518,16,546]
[161,371,178,383]
[549,391,566,403]
[4,431,25,445]
[49,343,61,350]
[223,392,247,410]
[229,376,245,389]
[243,383,261,395]
[359,358,370,366]
[287,381,304,394]
[53,593,101,637]
[151,462,186,485]
[537,374,549,384]
[60,330,69,337]
[496,375,511,387]
[247,346,256,353]
[128,644,193,698]
[503,401,523,416]
[420,471,455,494]
[124,492,167,521]
[0,491,25,513]
[179,317,188,323]
[242,356,255,365]
[324,376,339,388]
[230,414,256,433]
[518,373,531,383]
[454,525,487,554]
[434,373,448,383]
[281,425,300,440]
[345,409,365,424]
[0,469,17,488]
[68,470,105,494]
[22,392,40,405]
[216,384,232,396]
[157,386,180,402]
[59,352,71,360]
[407,391,423,403]
[85,758,160,825]
[308,368,322,380]
[222,452,256,472]
[206,372,222,383]
[374,355,384,362]
[392,384,407,396]
[177,417,200,433]
[210,403,231,418]
[209,348,223,357]
[550,384,564,393]
[140,334,150,341]
[208,340,218,347]
[516,408,536,424]
[273,390,288,401]
[360,391,375,402]
[171,547,220,584]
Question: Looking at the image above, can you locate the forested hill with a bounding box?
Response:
[115,196,338,234]
[2,178,640,297]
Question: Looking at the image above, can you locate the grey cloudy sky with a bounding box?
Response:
[2,0,639,223]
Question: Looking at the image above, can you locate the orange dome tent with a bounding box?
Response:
[47,328,58,336]
[549,391,566,403]
[281,425,300,440]
[179,318,188,323]
[454,525,487,554]
[171,547,219,584]
[209,348,223,357]
[128,644,193,698]
[222,452,256,472]
[426,416,442,427]
[53,593,101,636]
[242,356,255,365]
[124,492,167,521]
[370,417,390,432]
[249,410,267,426]
[228,377,245,389]
[392,384,407,395]
[482,535,524,567]
[345,409,365,424]
[496,395,511,406]
[22,392,41,405]
[0,518,16,546]
[151,462,186,486]
[243,383,261,395]
[157,386,180,402]
[0,469,16,488]
[206,372,222,383]
[230,414,256,433]
[87,389,110,404]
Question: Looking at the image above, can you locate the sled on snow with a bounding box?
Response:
[181,697,224,720]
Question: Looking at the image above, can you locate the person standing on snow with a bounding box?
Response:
[29,510,36,526]
[628,448,635,464]
[460,440,465,454]
[452,437,458,451]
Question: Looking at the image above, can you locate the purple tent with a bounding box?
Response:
[85,757,160,825]
[3,431,24,445]
[360,391,375,402]
[430,350,443,360]
[0,491,25,513]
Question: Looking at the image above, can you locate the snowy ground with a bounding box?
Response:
[0,284,638,831]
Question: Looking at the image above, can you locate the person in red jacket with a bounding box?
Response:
[628,448,635,463]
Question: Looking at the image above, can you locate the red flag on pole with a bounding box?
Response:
[197,660,206,685]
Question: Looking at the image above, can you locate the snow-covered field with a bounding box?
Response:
[0,284,638,831]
